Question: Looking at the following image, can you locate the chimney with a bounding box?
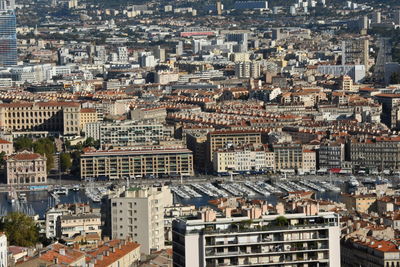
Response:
[54,257,59,264]
[59,249,65,256]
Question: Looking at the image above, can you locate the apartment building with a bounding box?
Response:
[79,108,98,131]
[375,94,400,129]
[85,120,174,148]
[186,132,208,172]
[207,130,262,164]
[318,141,345,170]
[341,193,376,213]
[46,208,66,239]
[130,107,167,122]
[0,102,81,135]
[110,186,173,254]
[272,143,316,173]
[0,233,6,267]
[212,145,274,174]
[302,150,317,173]
[46,203,101,239]
[349,137,400,172]
[341,236,400,267]
[57,213,102,239]
[6,151,47,185]
[172,211,340,267]
[80,148,194,179]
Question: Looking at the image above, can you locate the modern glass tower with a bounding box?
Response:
[0,9,17,66]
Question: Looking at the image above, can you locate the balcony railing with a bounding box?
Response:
[198,223,336,236]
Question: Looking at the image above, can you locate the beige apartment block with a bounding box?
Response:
[0,102,81,135]
[58,213,102,239]
[80,148,194,179]
[207,130,262,164]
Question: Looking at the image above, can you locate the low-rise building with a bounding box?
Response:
[86,239,141,267]
[0,139,13,155]
[341,193,376,213]
[5,151,47,185]
[16,243,86,267]
[57,213,102,239]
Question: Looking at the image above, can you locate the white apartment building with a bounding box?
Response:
[0,233,6,267]
[172,212,340,267]
[85,120,174,148]
[111,186,173,254]
[213,148,274,173]
[46,208,65,238]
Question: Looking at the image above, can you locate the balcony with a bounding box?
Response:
[199,223,336,236]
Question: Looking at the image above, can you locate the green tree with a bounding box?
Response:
[14,137,33,151]
[1,212,39,246]
[274,216,288,227]
[390,72,400,84]
[0,151,6,166]
[60,153,72,172]
[33,138,55,171]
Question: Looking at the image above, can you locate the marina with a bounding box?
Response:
[0,175,394,219]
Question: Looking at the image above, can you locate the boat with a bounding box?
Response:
[7,188,18,204]
[18,193,27,203]
[348,177,359,187]
[53,186,68,195]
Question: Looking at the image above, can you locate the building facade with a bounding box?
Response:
[349,137,400,172]
[6,151,47,185]
[0,233,6,267]
[57,213,102,239]
[0,10,17,66]
[85,121,173,148]
[172,212,340,267]
[207,131,262,164]
[80,148,194,179]
[0,102,81,135]
[110,186,173,254]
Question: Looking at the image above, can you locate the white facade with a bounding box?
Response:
[0,233,7,267]
[111,186,173,254]
[213,149,269,173]
[173,212,341,267]
[317,64,366,83]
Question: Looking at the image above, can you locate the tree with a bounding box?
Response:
[60,153,72,172]
[390,72,400,84]
[14,137,33,151]
[274,216,288,227]
[1,212,39,246]
[33,138,55,171]
[0,151,6,166]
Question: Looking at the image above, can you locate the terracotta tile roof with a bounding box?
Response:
[80,108,97,113]
[8,152,44,161]
[0,139,11,144]
[86,240,140,267]
[39,244,85,265]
